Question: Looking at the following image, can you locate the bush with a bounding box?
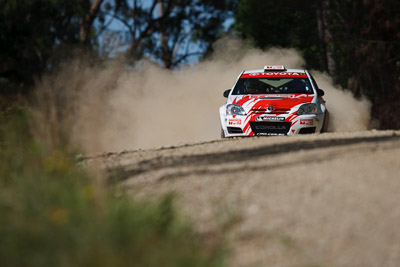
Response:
[0,108,225,267]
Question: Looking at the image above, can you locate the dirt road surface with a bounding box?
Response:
[90,130,400,267]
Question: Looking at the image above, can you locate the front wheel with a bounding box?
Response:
[321,110,330,133]
[221,128,226,138]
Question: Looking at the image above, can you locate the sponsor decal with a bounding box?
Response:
[264,65,285,70]
[255,125,286,130]
[256,133,285,136]
[241,72,308,78]
[300,119,314,125]
[228,119,241,125]
[256,116,285,122]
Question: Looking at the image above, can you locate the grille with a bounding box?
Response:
[227,127,243,134]
[251,108,290,114]
[250,122,291,135]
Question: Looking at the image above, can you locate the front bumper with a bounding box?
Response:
[223,115,319,137]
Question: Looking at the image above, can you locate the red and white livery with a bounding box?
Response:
[220,65,329,137]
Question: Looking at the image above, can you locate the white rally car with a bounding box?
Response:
[220,65,328,137]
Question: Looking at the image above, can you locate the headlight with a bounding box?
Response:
[226,104,246,115]
[296,103,317,115]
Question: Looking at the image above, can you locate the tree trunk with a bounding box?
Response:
[316,0,336,76]
[79,0,104,44]
[158,0,172,68]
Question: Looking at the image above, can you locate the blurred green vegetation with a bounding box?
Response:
[0,108,225,267]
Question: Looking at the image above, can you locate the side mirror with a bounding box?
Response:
[223,89,231,98]
[317,88,325,96]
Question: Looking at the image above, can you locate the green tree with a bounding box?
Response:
[234,0,400,129]
[110,0,234,68]
[0,0,234,108]
[0,0,105,100]
[324,0,400,128]
[234,0,324,71]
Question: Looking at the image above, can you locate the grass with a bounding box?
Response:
[0,107,225,267]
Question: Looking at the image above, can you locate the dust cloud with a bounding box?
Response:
[310,71,372,132]
[34,37,371,153]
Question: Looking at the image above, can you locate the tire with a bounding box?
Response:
[221,128,226,138]
[321,110,330,133]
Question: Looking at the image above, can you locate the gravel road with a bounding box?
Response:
[90,130,400,267]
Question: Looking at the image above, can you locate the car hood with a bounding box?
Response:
[229,94,314,113]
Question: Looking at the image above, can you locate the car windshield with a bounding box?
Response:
[232,77,314,95]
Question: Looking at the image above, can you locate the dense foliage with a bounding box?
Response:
[0,0,103,98]
[234,0,324,71]
[112,0,233,68]
[234,0,400,128]
[0,0,233,103]
[327,0,400,128]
